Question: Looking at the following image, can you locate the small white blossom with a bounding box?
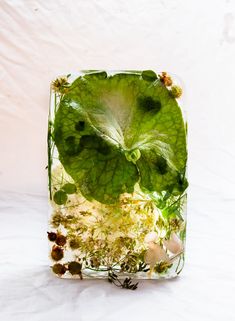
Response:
[163,232,183,254]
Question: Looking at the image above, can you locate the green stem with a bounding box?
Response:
[47,122,53,200]
[175,256,181,273]
[85,266,120,272]
[86,267,110,272]
[169,193,186,209]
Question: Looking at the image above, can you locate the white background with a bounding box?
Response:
[0,0,235,320]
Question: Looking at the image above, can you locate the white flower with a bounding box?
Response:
[144,242,169,268]
[144,231,169,268]
[163,232,183,254]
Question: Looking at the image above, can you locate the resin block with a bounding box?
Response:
[47,70,188,288]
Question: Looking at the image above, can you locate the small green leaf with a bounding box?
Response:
[62,183,77,194]
[53,190,68,205]
[141,70,157,81]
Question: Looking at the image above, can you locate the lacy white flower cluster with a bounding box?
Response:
[50,165,183,272]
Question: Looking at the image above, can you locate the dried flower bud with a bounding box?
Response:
[160,72,173,87]
[52,263,67,275]
[47,231,57,242]
[170,85,182,98]
[68,261,82,275]
[51,246,64,261]
[68,261,82,279]
[55,234,67,246]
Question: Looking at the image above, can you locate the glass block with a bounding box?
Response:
[47,70,188,288]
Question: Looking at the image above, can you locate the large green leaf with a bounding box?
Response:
[53,71,187,204]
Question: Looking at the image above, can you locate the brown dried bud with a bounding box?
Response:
[51,246,64,261]
[160,72,173,87]
[55,234,67,246]
[47,232,57,242]
[68,261,82,276]
[52,263,67,275]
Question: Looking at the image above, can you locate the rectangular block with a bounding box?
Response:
[47,70,188,287]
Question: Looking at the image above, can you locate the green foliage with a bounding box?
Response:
[52,71,187,204]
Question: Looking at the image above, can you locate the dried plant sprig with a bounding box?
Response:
[108,270,138,290]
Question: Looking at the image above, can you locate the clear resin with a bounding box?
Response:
[47,70,188,288]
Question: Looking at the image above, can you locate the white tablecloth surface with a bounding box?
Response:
[0,1,235,320]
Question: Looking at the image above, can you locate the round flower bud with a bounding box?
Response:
[170,86,182,98]
[51,246,64,261]
[47,231,57,242]
[68,261,82,275]
[55,234,67,246]
[52,263,67,275]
